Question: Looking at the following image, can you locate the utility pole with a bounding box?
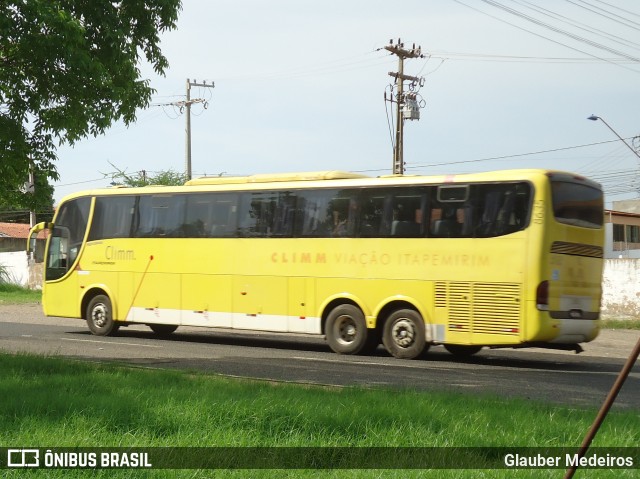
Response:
[185,78,192,180]
[21,164,36,227]
[28,166,36,227]
[184,79,215,179]
[384,39,425,175]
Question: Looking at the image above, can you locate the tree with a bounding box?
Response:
[107,162,188,187]
[0,167,55,224]
[0,0,182,208]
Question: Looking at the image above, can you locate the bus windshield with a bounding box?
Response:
[46,197,91,281]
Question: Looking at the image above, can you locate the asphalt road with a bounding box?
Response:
[1,303,639,409]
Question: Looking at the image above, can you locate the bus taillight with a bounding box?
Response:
[536,280,549,311]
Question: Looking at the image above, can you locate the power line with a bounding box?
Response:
[215,50,392,83]
[452,0,640,74]
[568,0,640,30]
[53,177,107,187]
[513,0,640,51]
[406,138,635,170]
[429,51,638,64]
[480,0,640,61]
[590,0,640,19]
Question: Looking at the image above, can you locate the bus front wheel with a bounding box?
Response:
[326,304,369,355]
[382,309,426,359]
[86,294,120,336]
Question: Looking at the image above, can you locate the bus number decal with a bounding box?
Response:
[533,200,544,224]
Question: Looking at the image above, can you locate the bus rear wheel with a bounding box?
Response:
[382,309,426,359]
[86,294,120,336]
[326,304,369,355]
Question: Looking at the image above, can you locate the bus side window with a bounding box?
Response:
[358,192,386,237]
[512,188,530,229]
[476,190,503,237]
[389,189,424,238]
[329,200,348,237]
[391,205,420,237]
[271,193,296,237]
[184,194,215,237]
[89,196,137,240]
[164,195,186,237]
[236,192,258,237]
[429,185,467,238]
[430,206,462,237]
[131,195,185,238]
[210,198,237,237]
[460,203,476,237]
[494,190,516,235]
[297,190,336,237]
[474,183,531,237]
[182,193,238,238]
[237,191,286,237]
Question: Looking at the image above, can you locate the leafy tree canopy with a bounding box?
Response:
[0,0,182,210]
[107,162,188,187]
[0,169,55,224]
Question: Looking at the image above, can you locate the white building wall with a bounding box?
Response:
[602,259,640,318]
[0,251,29,286]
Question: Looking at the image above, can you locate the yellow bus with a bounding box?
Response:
[28,169,604,359]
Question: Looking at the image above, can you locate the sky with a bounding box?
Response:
[53,0,640,207]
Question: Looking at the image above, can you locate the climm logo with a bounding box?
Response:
[105,246,136,261]
[271,252,326,264]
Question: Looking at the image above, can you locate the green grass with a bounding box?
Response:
[600,318,640,330]
[0,287,638,477]
[0,353,638,478]
[0,283,41,304]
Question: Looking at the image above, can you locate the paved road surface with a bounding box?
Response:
[1,304,639,409]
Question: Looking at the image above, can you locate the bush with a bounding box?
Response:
[0,263,10,284]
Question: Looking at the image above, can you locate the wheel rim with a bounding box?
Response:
[335,314,358,345]
[391,318,416,348]
[91,303,108,328]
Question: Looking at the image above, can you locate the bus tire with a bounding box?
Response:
[444,344,482,357]
[325,304,369,355]
[86,294,120,336]
[382,309,426,359]
[149,324,178,336]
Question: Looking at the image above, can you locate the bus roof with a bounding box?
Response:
[56,168,602,204]
[184,170,368,186]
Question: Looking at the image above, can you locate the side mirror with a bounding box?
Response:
[26,222,52,255]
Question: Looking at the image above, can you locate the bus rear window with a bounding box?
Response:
[551,180,603,229]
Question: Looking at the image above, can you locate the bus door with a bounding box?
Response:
[39,197,92,317]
